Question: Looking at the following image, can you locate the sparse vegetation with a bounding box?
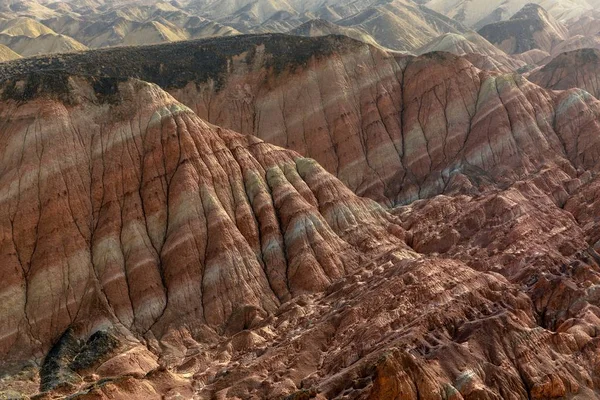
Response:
[0,34,365,97]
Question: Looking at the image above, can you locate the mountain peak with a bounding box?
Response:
[529,47,600,98]
[510,3,548,20]
[477,2,567,54]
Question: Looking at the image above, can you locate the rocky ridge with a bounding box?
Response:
[0,0,471,58]
[1,32,600,400]
[477,4,568,54]
[416,31,526,72]
[425,0,593,29]
[529,48,600,99]
[0,71,414,398]
[3,34,600,208]
[288,19,381,48]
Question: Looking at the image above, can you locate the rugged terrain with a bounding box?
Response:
[529,48,600,99]
[0,0,598,78]
[0,0,471,58]
[0,71,416,398]
[415,31,526,72]
[425,0,594,29]
[3,34,598,205]
[477,4,568,55]
[0,33,600,400]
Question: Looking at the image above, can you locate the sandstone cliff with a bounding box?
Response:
[1,34,600,400]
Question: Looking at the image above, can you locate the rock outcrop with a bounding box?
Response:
[1,33,600,400]
[0,71,412,362]
[3,34,600,209]
[529,48,600,99]
[478,4,568,54]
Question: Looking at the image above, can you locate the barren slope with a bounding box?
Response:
[0,71,416,397]
[0,32,87,56]
[416,31,526,72]
[2,34,600,208]
[289,18,381,48]
[1,49,600,400]
[529,48,600,99]
[0,43,20,61]
[478,4,568,54]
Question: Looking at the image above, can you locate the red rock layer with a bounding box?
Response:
[1,37,600,400]
[168,43,600,206]
[2,36,599,207]
[529,48,600,100]
[0,75,411,368]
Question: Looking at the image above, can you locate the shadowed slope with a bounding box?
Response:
[3,34,600,208]
[529,48,600,99]
[478,4,568,54]
[0,73,411,367]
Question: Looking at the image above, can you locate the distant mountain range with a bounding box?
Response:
[0,0,598,69]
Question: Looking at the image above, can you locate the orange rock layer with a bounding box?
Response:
[0,36,600,400]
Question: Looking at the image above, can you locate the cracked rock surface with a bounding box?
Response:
[5,35,600,206]
[1,35,600,400]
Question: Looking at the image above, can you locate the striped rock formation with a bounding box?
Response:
[167,38,600,207]
[0,35,600,399]
[3,35,600,208]
[529,48,600,99]
[0,73,413,396]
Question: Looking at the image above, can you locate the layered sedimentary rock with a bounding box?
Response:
[478,4,568,54]
[0,72,418,397]
[2,33,600,400]
[0,72,411,363]
[3,34,600,208]
[168,37,600,207]
[416,31,526,72]
[529,48,600,99]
